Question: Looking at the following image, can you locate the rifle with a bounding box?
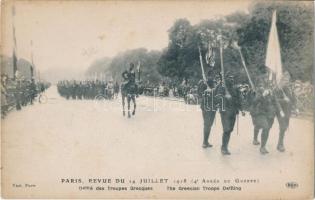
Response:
[218,32,231,99]
[232,41,255,91]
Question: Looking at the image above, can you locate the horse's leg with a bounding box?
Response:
[122,94,125,116]
[132,95,136,115]
[127,95,131,118]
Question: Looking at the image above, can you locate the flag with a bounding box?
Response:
[205,42,215,67]
[265,10,283,84]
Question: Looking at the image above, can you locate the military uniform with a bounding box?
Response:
[114,82,120,97]
[14,81,22,110]
[220,74,241,155]
[197,70,218,149]
[274,71,297,152]
[1,77,8,116]
[250,70,277,154]
[198,70,240,155]
[121,64,138,95]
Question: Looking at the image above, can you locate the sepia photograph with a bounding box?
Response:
[1,0,314,199]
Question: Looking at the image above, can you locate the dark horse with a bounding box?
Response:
[121,81,137,118]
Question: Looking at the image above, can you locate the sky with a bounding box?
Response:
[2,0,250,80]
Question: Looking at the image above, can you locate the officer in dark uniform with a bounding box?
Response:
[122,70,129,81]
[128,63,136,84]
[197,69,220,149]
[250,66,277,154]
[14,80,22,110]
[121,63,138,94]
[29,79,37,104]
[121,64,131,91]
[219,72,241,155]
[114,81,120,98]
[274,71,298,152]
[198,69,240,155]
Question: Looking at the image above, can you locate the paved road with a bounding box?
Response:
[1,86,313,199]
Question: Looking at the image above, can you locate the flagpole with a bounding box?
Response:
[239,49,255,90]
[265,10,285,117]
[219,30,231,99]
[12,5,18,80]
[232,41,255,90]
[137,61,141,82]
[30,40,35,80]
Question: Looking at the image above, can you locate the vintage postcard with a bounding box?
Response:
[1,0,314,199]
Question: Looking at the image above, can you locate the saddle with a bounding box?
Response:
[122,81,138,95]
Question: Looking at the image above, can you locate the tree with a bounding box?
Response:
[158,2,313,84]
[102,48,163,84]
[85,57,111,76]
[158,19,196,80]
[158,18,247,83]
[236,1,314,82]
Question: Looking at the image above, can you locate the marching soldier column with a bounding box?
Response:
[197,10,297,155]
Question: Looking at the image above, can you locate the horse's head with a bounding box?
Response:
[137,82,144,95]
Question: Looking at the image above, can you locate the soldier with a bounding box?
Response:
[107,80,114,99]
[114,81,120,98]
[29,79,37,104]
[128,63,136,84]
[122,70,129,82]
[198,69,241,155]
[121,63,138,94]
[14,80,22,110]
[1,75,8,116]
[121,67,129,91]
[121,63,138,117]
[219,72,241,155]
[274,71,298,152]
[197,69,219,149]
[250,66,277,154]
[65,81,71,100]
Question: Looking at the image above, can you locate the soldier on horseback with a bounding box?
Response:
[121,63,138,118]
[122,63,137,91]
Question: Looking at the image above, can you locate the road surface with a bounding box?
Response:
[1,86,313,199]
